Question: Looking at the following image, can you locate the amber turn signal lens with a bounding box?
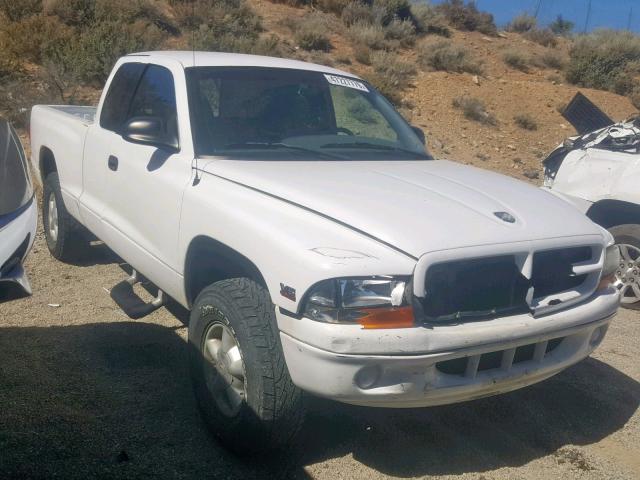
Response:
[358,306,415,329]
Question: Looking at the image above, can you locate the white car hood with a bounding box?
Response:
[201,159,603,258]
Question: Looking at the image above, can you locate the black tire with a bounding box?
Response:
[608,224,640,309]
[189,278,304,454]
[43,172,84,261]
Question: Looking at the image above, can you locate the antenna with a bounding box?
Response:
[584,0,592,33]
[191,0,196,67]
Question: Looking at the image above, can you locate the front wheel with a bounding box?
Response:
[188,278,304,454]
[609,224,640,309]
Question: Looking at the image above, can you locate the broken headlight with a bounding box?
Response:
[303,277,414,328]
[598,243,621,291]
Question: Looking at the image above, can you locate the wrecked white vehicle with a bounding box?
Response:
[31,52,621,453]
[0,118,37,296]
[544,95,640,308]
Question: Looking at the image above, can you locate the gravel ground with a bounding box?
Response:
[0,230,639,480]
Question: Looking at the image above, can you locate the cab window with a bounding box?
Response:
[127,64,179,146]
[100,63,145,133]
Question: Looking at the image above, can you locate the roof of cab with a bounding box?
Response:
[128,51,360,79]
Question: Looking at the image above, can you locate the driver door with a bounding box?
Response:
[99,62,194,297]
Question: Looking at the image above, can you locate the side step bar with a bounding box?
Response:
[110,270,165,319]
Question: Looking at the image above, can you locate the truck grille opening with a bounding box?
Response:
[421,255,530,324]
[436,337,564,376]
[531,246,592,298]
[421,246,596,324]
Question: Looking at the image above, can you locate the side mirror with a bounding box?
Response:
[122,116,179,152]
[411,125,426,145]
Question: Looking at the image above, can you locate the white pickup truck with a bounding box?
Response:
[31,51,621,453]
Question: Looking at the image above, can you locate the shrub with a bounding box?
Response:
[410,3,450,37]
[295,28,332,51]
[0,0,41,21]
[94,0,179,34]
[566,30,640,95]
[371,50,416,89]
[314,0,351,14]
[348,21,387,50]
[47,21,166,84]
[0,79,54,128]
[305,50,334,66]
[418,40,483,74]
[363,71,403,105]
[373,0,411,24]
[436,0,497,36]
[452,96,496,125]
[46,0,95,26]
[503,49,531,72]
[194,29,282,56]
[1,15,73,64]
[172,0,262,35]
[550,15,573,36]
[384,17,416,48]
[353,44,372,64]
[286,13,333,52]
[524,28,557,47]
[507,13,536,33]
[540,50,565,69]
[514,113,538,130]
[341,1,385,26]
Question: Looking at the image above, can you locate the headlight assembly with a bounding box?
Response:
[303,277,414,329]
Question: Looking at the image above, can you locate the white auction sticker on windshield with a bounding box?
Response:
[324,74,369,92]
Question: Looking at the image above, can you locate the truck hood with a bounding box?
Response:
[201,159,603,258]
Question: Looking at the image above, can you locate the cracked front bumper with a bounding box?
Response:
[278,287,619,407]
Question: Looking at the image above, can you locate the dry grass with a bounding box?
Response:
[524,28,557,48]
[507,13,536,33]
[514,113,538,130]
[452,96,497,125]
[436,0,496,36]
[419,40,483,74]
[503,49,531,72]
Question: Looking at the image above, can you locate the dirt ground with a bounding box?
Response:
[0,227,638,480]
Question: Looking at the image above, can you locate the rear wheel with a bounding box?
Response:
[609,224,640,309]
[188,278,304,454]
[43,172,85,261]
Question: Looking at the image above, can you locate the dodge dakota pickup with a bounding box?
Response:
[30,51,621,453]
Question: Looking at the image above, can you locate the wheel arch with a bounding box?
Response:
[586,199,640,229]
[39,146,57,183]
[183,235,267,308]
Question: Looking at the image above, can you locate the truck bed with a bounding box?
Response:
[29,104,97,219]
[43,105,97,125]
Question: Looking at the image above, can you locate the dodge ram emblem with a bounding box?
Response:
[494,211,516,223]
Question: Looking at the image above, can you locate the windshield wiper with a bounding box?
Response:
[320,141,431,158]
[223,142,344,160]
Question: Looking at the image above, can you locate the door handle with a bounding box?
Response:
[108,155,118,171]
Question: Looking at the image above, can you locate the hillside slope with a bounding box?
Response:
[3,0,637,181]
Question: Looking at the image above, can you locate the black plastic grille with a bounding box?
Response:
[422,255,530,324]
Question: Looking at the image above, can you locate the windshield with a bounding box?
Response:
[186,67,431,160]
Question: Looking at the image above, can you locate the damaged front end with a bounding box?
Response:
[543,92,640,187]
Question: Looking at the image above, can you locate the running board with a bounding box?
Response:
[110,270,165,319]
